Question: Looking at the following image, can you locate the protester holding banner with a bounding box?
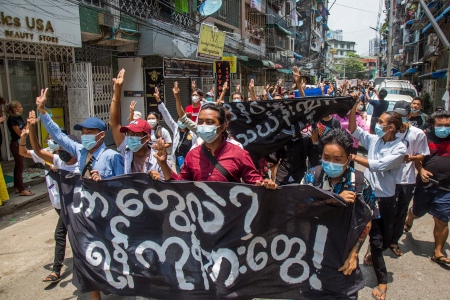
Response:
[349,98,407,300]
[302,128,376,292]
[108,69,163,177]
[19,110,80,283]
[388,102,429,257]
[152,103,277,189]
[405,109,450,265]
[36,88,123,181]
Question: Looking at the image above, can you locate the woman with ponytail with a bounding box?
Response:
[6,101,34,196]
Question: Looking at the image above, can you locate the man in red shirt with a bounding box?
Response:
[153,103,277,189]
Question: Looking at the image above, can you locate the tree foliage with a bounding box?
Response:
[336,53,366,78]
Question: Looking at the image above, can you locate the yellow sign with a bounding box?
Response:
[197,24,226,60]
[40,107,65,148]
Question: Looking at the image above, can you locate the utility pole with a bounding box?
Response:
[387,0,394,76]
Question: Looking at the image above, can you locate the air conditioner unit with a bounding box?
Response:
[287,19,296,28]
[268,53,277,61]
[98,12,114,27]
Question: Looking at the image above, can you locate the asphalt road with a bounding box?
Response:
[0,194,449,300]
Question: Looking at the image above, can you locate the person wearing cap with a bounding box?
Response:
[369,88,389,134]
[36,88,124,185]
[19,110,80,283]
[348,96,407,300]
[109,69,163,177]
[388,101,429,257]
[205,90,215,103]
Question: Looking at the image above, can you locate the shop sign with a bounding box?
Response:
[163,58,213,78]
[0,0,81,47]
[145,68,164,113]
[197,24,226,60]
[215,61,230,98]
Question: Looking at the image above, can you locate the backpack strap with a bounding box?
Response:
[202,144,235,182]
[352,170,365,194]
[312,165,325,188]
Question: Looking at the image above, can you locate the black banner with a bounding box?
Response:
[215,61,231,98]
[145,68,164,113]
[226,97,355,160]
[56,171,372,299]
[164,58,214,78]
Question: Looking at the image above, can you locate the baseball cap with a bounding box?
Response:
[393,101,411,116]
[206,91,214,97]
[133,111,142,120]
[73,117,106,131]
[120,118,151,135]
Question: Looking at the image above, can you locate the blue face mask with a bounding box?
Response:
[434,126,450,139]
[375,123,388,138]
[322,160,347,178]
[47,140,60,151]
[411,109,421,113]
[206,97,213,102]
[126,136,145,152]
[177,121,186,129]
[197,124,220,143]
[81,133,101,150]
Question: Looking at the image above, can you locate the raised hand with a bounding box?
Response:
[90,170,102,182]
[173,81,180,95]
[27,110,38,125]
[191,80,196,90]
[223,81,229,91]
[278,78,283,86]
[236,84,241,91]
[129,100,137,113]
[112,69,125,92]
[36,88,48,111]
[249,78,255,90]
[153,138,167,162]
[20,125,29,138]
[148,170,161,181]
[154,87,161,102]
[293,66,300,79]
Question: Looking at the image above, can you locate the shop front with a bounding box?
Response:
[0,0,81,160]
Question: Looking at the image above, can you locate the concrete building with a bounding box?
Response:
[369,38,380,57]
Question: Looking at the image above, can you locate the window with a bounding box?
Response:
[340,51,344,55]
[340,44,344,49]
[347,44,350,49]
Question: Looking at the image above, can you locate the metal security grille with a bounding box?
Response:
[92,66,113,127]
[0,40,74,62]
[163,78,191,122]
[213,0,241,28]
[75,45,112,67]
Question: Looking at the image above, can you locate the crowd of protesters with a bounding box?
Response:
[2,66,448,300]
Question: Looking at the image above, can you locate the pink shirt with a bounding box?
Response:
[333,114,370,148]
[171,139,263,183]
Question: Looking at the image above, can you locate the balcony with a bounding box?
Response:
[266,7,288,30]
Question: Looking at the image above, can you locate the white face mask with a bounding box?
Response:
[192,96,200,103]
[147,119,157,128]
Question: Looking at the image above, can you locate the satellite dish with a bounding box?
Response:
[297,20,304,27]
[199,0,223,16]
[305,63,313,69]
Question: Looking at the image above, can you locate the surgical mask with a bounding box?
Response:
[58,150,72,163]
[232,98,241,102]
[16,112,21,116]
[81,132,101,150]
[434,126,450,139]
[357,105,364,111]
[192,96,200,103]
[411,109,421,113]
[47,140,60,151]
[283,95,289,99]
[147,119,157,128]
[126,136,145,152]
[206,97,213,102]
[402,117,407,123]
[197,124,220,143]
[375,123,388,138]
[177,121,186,129]
[322,160,347,178]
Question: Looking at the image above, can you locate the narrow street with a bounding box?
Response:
[0,195,449,300]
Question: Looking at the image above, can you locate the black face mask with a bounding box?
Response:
[59,150,73,163]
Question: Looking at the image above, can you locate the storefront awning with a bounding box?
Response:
[432,69,447,78]
[293,52,303,59]
[266,23,291,35]
[240,59,273,68]
[277,69,293,74]
[274,64,283,69]
[422,6,450,34]
[404,67,418,75]
[418,73,432,80]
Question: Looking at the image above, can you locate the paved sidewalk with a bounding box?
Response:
[0,182,49,218]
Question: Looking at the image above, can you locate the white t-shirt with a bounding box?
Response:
[395,125,430,184]
[30,151,79,209]
[191,137,244,151]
